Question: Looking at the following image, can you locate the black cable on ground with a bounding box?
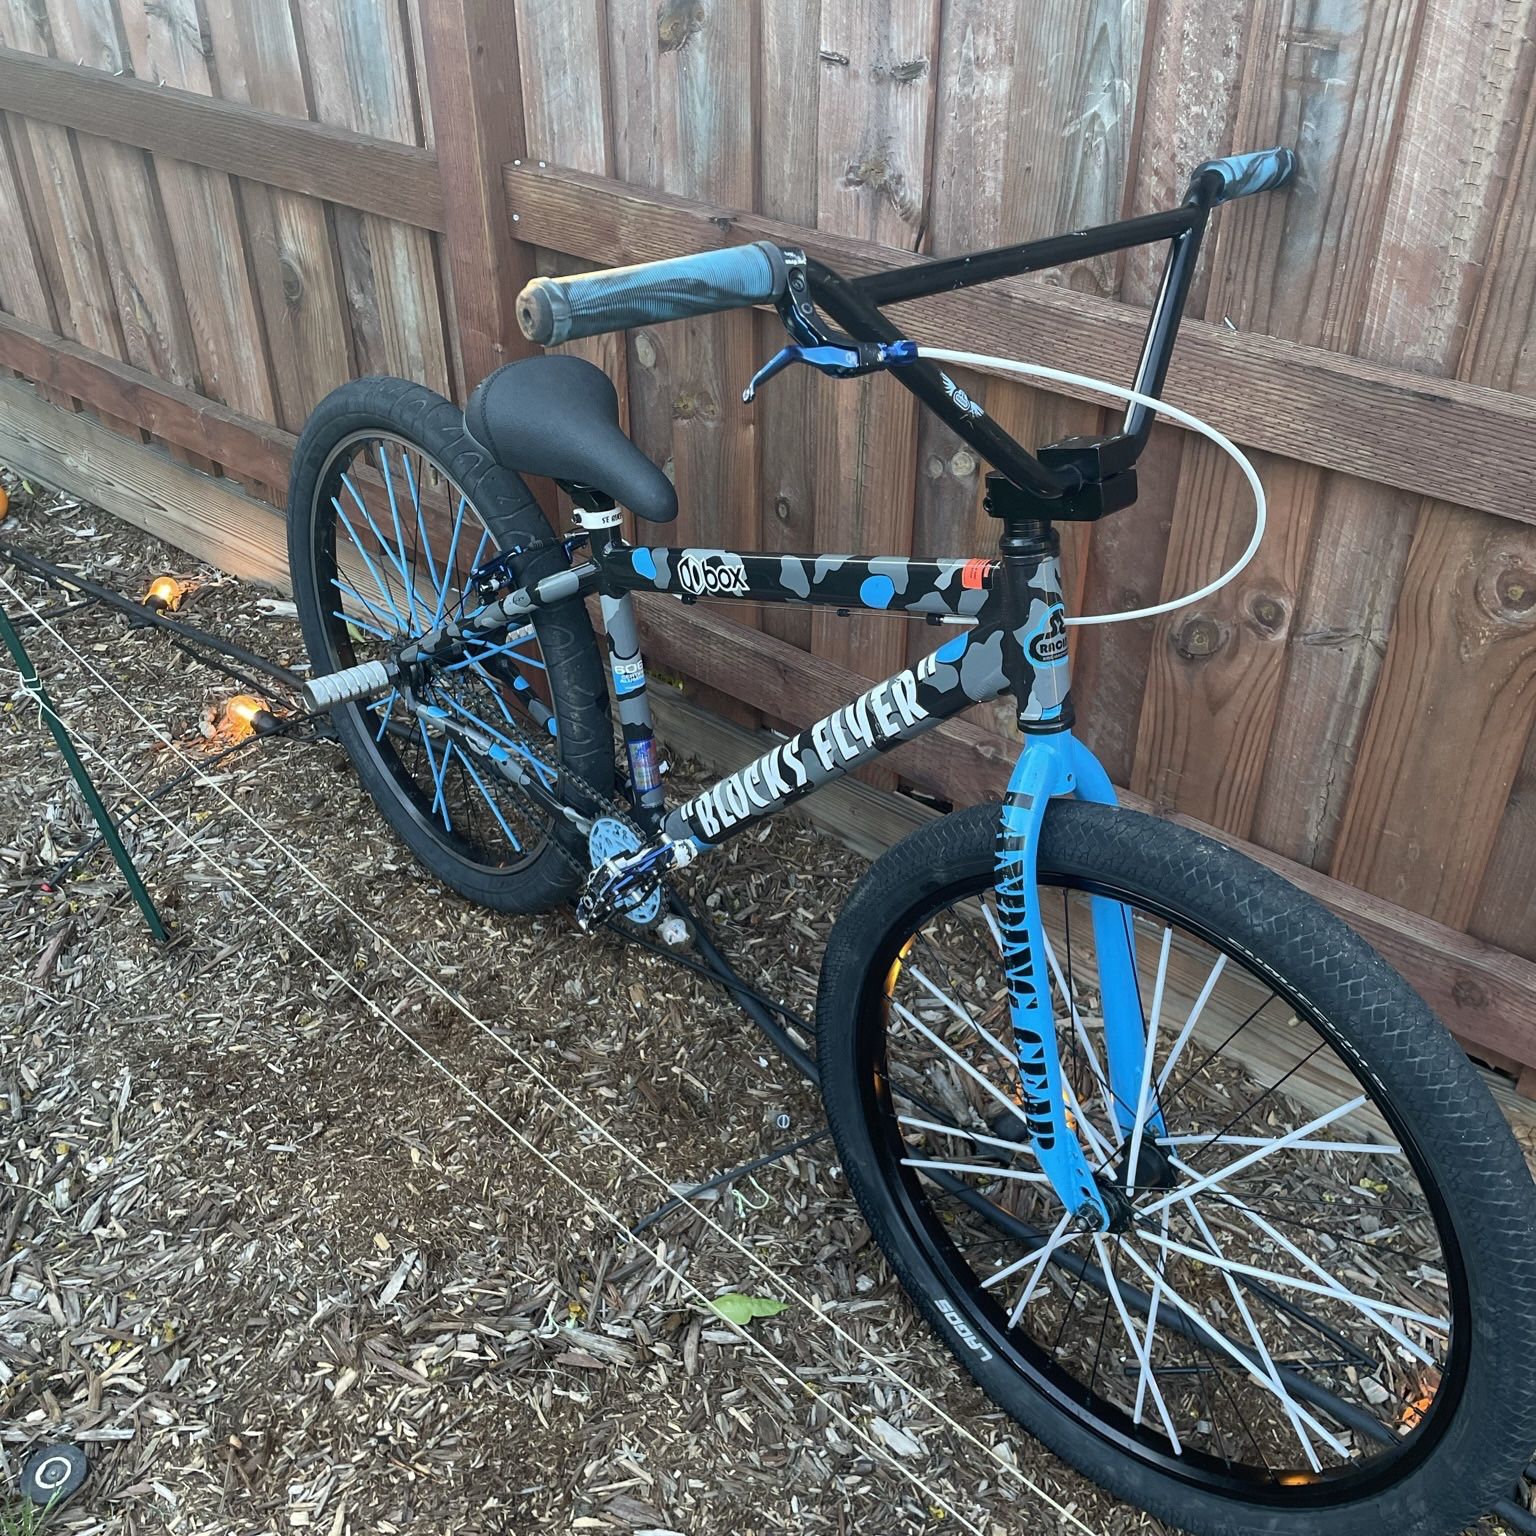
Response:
[11,597,101,629]
[662,892,821,1086]
[0,538,306,693]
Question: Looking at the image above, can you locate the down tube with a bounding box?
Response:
[661,626,1007,848]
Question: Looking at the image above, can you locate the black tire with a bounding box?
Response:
[287,376,613,912]
[816,798,1536,1536]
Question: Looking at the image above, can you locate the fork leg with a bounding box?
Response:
[997,736,1112,1230]
[1062,735,1165,1145]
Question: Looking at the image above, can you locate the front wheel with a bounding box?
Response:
[816,799,1536,1536]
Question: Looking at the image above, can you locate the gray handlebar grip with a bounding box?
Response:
[1191,147,1297,205]
[302,659,392,713]
[517,241,789,346]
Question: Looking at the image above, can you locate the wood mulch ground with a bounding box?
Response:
[0,472,1529,1536]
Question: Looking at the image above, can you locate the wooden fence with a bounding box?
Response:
[1,0,1535,1088]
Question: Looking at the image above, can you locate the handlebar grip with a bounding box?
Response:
[1191,147,1297,205]
[517,241,789,346]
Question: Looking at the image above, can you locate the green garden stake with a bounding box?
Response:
[0,600,169,942]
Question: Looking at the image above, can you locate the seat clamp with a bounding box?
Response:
[573,506,624,531]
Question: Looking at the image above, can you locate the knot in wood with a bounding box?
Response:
[1248,593,1286,632]
[657,0,705,53]
[1174,615,1223,659]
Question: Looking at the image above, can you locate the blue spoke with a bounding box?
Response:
[399,449,444,603]
[331,575,401,633]
[332,609,394,642]
[454,750,523,853]
[449,626,546,672]
[372,688,399,742]
[458,528,493,617]
[377,445,436,625]
[453,660,521,725]
[417,720,453,827]
[434,495,471,626]
[433,690,557,790]
[343,471,431,627]
[333,498,410,629]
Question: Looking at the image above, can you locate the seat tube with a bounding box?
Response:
[598,588,665,819]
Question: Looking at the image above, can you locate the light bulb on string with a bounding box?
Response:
[143,575,185,613]
[223,694,279,738]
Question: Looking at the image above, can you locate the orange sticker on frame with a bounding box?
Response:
[960,558,993,590]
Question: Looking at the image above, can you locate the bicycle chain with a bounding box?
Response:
[422,654,671,912]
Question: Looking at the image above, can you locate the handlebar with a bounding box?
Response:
[516,240,788,346]
[510,146,1296,506]
[1188,147,1297,206]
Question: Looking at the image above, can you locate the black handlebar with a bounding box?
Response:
[1187,147,1297,206]
[510,147,1297,504]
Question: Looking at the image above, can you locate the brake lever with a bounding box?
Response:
[741,338,917,402]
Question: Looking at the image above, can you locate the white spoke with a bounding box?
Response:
[1124,926,1171,1189]
[1139,1096,1369,1219]
[1117,1241,1354,1457]
[1062,1074,1117,1166]
[1166,1154,1443,1362]
[898,1115,1040,1160]
[890,999,1034,1142]
[1006,1213,1076,1320]
[1157,1134,1401,1156]
[1134,1209,1170,1427]
[981,1213,1075,1293]
[908,962,1016,1068]
[1092,1234,1183,1455]
[901,1158,1047,1183]
[974,905,1122,1160]
[1040,929,1122,1146]
[1134,1227,1446,1329]
[1154,952,1228,1095]
[1175,1197,1323,1470]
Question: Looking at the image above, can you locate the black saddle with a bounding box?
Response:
[464,354,677,523]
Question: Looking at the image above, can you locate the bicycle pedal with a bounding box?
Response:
[585,817,663,926]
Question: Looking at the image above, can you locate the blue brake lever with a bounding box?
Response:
[741,339,917,402]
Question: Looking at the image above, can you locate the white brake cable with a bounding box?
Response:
[917,347,1266,626]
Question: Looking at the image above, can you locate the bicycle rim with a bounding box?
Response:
[854,869,1471,1505]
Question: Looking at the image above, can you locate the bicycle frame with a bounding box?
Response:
[381,158,1272,1230]
[560,524,1154,1232]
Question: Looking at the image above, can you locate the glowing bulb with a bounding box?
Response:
[225,694,277,737]
[144,575,184,612]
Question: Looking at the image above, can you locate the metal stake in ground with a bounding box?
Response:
[0,599,168,942]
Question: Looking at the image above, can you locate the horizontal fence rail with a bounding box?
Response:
[0,46,445,230]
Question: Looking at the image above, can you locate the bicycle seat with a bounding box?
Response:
[464,354,678,523]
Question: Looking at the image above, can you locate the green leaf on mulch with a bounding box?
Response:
[709,1292,789,1325]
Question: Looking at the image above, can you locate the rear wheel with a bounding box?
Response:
[287,377,614,912]
[817,800,1536,1536]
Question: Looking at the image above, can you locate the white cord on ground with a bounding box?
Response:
[918,347,1267,627]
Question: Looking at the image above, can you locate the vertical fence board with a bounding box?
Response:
[808,0,938,698]
[113,0,277,446]
[202,0,352,429]
[755,0,823,656]
[1069,0,1249,783]
[1333,28,1536,924]
[295,0,450,397]
[1130,0,1420,834]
